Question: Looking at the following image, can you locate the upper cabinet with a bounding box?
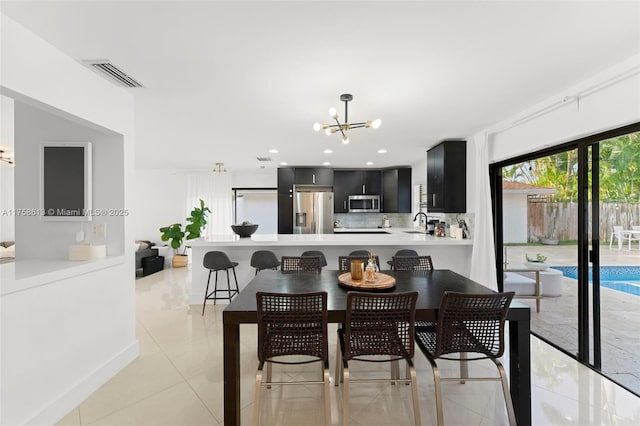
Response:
[277,168,295,233]
[279,166,411,215]
[382,167,412,213]
[277,167,294,195]
[426,140,466,213]
[333,170,382,213]
[293,167,333,186]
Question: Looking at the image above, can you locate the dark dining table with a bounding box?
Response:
[222,269,531,426]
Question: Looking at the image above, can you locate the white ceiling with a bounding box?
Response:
[2,1,639,171]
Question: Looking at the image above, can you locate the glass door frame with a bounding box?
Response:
[490,121,640,370]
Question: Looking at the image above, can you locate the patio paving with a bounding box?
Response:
[504,243,640,395]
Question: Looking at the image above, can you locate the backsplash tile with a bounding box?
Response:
[334,213,413,229]
[333,211,474,239]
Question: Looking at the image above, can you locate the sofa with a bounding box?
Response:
[0,241,15,264]
[135,240,158,270]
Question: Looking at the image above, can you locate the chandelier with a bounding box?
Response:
[0,150,14,165]
[313,94,381,144]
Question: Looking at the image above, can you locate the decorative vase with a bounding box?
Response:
[172,254,188,268]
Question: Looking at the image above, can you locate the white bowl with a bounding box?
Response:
[525,261,549,270]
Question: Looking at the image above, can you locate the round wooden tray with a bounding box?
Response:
[337,272,396,291]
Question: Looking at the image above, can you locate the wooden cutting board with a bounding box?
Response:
[337,272,396,291]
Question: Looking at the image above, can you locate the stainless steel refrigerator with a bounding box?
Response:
[293,187,334,234]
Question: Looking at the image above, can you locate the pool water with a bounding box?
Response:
[552,266,640,296]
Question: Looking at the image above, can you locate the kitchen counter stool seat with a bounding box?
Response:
[386,249,419,270]
[301,250,328,267]
[202,251,239,315]
[250,250,281,275]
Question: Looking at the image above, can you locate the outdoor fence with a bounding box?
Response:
[528,202,640,242]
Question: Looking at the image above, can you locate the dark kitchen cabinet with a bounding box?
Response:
[361,170,382,195]
[278,195,293,234]
[333,170,352,213]
[277,168,294,233]
[426,140,466,213]
[382,167,412,213]
[277,168,294,195]
[293,167,333,185]
[332,170,382,213]
[278,167,334,233]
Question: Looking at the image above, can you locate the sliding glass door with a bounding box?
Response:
[588,131,640,389]
[497,148,580,357]
[492,123,640,396]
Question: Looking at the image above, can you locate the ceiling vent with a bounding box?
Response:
[83,60,144,88]
[256,157,272,162]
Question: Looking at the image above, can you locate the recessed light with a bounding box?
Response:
[323,162,331,166]
[268,149,279,154]
[377,149,387,154]
[323,149,333,154]
[280,162,288,166]
[366,161,374,166]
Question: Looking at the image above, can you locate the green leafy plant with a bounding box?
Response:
[526,253,547,263]
[185,199,211,240]
[159,223,186,254]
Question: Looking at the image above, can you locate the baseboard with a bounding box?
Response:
[24,340,140,426]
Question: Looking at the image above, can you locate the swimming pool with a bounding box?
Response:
[551,266,640,296]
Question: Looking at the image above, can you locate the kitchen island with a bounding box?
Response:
[188,228,472,304]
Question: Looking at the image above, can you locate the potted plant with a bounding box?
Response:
[185,199,211,240]
[525,253,549,270]
[159,223,188,267]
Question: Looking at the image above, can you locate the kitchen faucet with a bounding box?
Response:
[413,212,428,223]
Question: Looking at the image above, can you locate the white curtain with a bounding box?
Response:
[470,132,498,290]
[186,172,233,239]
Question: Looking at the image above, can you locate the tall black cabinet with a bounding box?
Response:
[277,168,294,234]
[426,140,466,213]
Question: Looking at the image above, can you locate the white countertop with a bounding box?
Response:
[190,227,472,247]
[0,256,125,296]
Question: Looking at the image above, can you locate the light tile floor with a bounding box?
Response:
[56,265,640,425]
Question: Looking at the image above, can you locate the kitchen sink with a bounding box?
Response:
[336,230,390,234]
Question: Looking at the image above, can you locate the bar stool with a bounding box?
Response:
[202,251,239,315]
[250,250,281,275]
[301,250,328,268]
[387,249,418,270]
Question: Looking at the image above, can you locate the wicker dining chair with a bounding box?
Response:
[337,255,381,272]
[335,291,421,426]
[386,249,419,270]
[392,255,435,330]
[392,255,434,271]
[280,255,322,273]
[415,291,516,426]
[253,291,331,426]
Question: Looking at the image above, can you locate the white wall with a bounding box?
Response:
[488,54,640,163]
[235,191,277,233]
[131,168,278,242]
[1,263,137,425]
[14,101,125,259]
[131,170,188,242]
[0,14,136,426]
[503,193,528,243]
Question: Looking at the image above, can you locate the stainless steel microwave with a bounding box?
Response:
[348,195,380,213]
